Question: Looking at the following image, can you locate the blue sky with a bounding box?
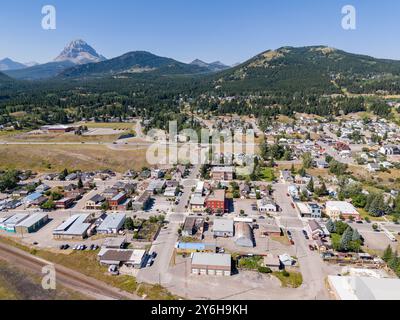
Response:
[1,0,400,65]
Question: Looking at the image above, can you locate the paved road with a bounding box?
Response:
[0,241,138,300]
[137,165,201,285]
[273,183,331,300]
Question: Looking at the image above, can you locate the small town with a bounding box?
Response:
[1,109,400,301]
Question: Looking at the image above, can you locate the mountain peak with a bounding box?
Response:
[54,39,106,65]
[0,57,27,71]
[190,59,229,72]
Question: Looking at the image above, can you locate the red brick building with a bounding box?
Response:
[205,190,226,213]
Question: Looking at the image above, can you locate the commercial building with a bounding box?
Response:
[55,198,74,209]
[132,191,151,211]
[257,197,278,213]
[41,125,76,133]
[191,253,232,276]
[53,214,92,239]
[211,166,234,181]
[328,276,400,300]
[98,249,146,268]
[108,192,127,210]
[326,201,360,221]
[175,242,216,254]
[189,196,206,212]
[213,219,234,238]
[15,213,48,234]
[205,190,226,213]
[234,222,254,247]
[182,217,204,238]
[297,202,322,219]
[0,214,29,232]
[97,213,126,234]
[85,194,105,210]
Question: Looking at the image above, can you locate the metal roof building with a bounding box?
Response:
[213,218,234,237]
[97,213,126,234]
[53,214,91,239]
[1,213,29,232]
[328,276,400,300]
[15,213,48,234]
[234,222,254,247]
[191,253,232,276]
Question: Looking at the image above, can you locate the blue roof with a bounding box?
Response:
[176,242,215,250]
[24,192,43,202]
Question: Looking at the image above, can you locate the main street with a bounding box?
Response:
[273,183,333,300]
[136,164,201,285]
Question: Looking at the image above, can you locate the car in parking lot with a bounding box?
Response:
[108,265,119,275]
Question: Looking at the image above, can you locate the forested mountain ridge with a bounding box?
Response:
[58,51,211,79]
[212,46,400,95]
[2,45,400,131]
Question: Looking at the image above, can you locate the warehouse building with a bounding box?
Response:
[213,218,234,238]
[53,214,92,239]
[175,242,216,254]
[191,253,232,276]
[15,213,48,234]
[98,249,146,268]
[328,276,400,300]
[235,222,254,247]
[97,213,126,234]
[0,213,29,233]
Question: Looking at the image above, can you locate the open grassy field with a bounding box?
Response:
[6,133,122,143]
[78,122,135,130]
[0,260,89,300]
[0,144,150,173]
[273,271,303,288]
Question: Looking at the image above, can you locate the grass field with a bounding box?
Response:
[273,271,303,288]
[0,144,150,173]
[0,260,88,300]
[79,122,135,130]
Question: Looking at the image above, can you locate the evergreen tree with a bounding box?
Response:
[351,228,361,242]
[340,227,353,251]
[307,177,314,193]
[326,219,336,233]
[383,245,394,262]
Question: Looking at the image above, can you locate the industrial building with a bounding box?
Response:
[15,213,48,234]
[0,214,29,233]
[175,242,216,254]
[98,249,146,268]
[97,213,126,234]
[53,214,92,239]
[328,276,400,300]
[191,253,232,276]
[213,218,234,238]
[234,222,254,247]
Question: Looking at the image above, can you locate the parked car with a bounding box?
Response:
[309,244,315,251]
[108,265,119,275]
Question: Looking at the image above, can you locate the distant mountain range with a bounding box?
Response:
[4,41,400,98]
[190,59,230,72]
[3,40,105,80]
[0,58,27,71]
[59,51,211,79]
[2,40,226,80]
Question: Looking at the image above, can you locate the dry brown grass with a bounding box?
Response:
[0,144,149,173]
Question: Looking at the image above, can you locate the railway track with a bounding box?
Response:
[0,242,138,300]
